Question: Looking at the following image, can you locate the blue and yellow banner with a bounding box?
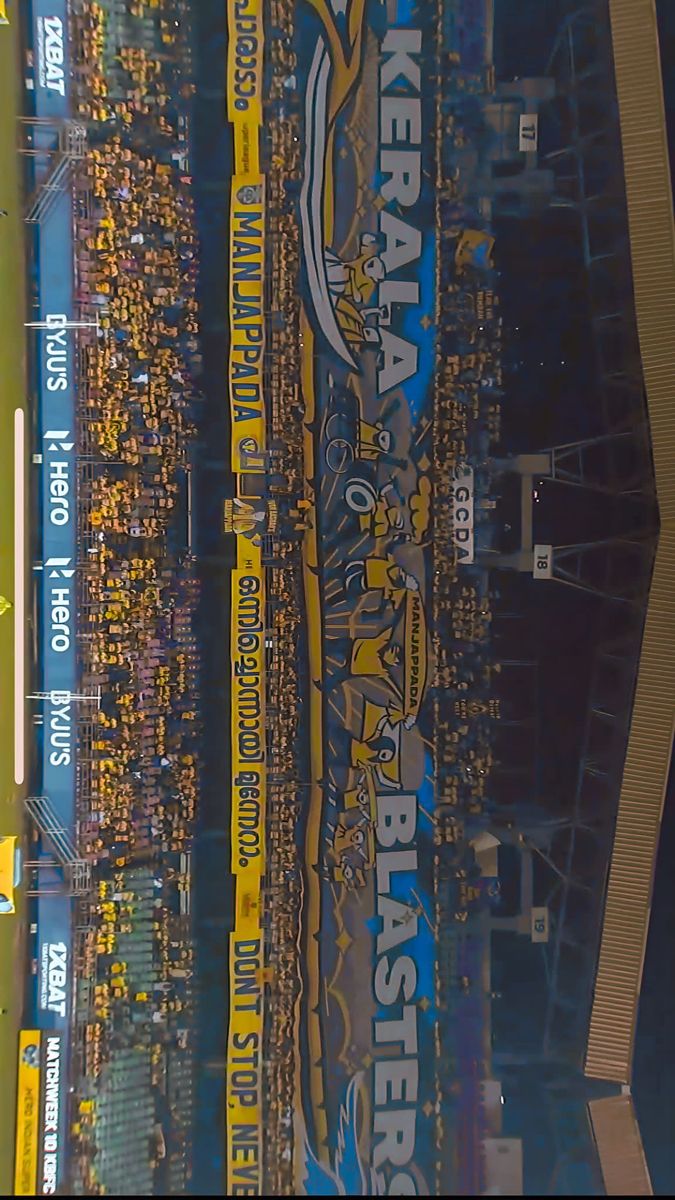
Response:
[293,2,442,1192]
[225,0,501,1193]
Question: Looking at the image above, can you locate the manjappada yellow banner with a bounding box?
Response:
[229,176,266,473]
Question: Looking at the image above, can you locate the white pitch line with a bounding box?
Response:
[14,407,25,786]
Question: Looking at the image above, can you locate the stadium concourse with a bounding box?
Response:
[2,0,672,1197]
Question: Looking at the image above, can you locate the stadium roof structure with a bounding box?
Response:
[589,1094,654,1196]
[585,0,675,1091]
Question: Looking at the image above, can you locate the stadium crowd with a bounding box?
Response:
[263,562,306,1194]
[78,133,199,467]
[267,21,304,494]
[65,1,200,1191]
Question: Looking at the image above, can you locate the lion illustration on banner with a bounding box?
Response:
[324,234,389,355]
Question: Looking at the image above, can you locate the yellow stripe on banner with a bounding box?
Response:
[233,120,260,180]
[14,1031,41,1197]
[226,920,264,1195]
[228,548,265,1193]
[226,5,267,1193]
[230,565,265,878]
[229,175,266,473]
[227,0,264,175]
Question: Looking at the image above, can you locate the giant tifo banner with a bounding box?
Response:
[295,1,443,1194]
[225,0,499,1193]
